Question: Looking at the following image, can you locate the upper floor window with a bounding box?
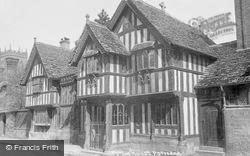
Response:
[148,50,155,68]
[120,57,127,73]
[136,50,155,71]
[123,18,131,32]
[32,78,43,94]
[86,56,101,74]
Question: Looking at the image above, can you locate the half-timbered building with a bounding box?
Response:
[70,0,217,154]
[21,39,78,142]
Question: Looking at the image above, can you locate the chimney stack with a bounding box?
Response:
[86,14,90,23]
[235,0,250,49]
[59,37,70,50]
[159,2,166,12]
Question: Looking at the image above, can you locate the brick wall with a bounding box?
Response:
[235,0,250,49]
[224,107,250,156]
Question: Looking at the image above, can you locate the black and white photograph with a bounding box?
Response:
[0,0,249,155]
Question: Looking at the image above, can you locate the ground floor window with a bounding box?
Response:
[112,104,128,125]
[90,105,105,123]
[33,109,52,132]
[152,103,178,125]
[132,102,178,135]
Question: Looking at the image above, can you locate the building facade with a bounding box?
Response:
[70,0,217,154]
[20,38,79,143]
[0,49,28,137]
[10,0,250,155]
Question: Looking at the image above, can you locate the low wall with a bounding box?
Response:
[224,107,250,156]
[108,135,199,156]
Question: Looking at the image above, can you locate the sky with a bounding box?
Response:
[0,0,235,55]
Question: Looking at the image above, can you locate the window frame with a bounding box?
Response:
[112,104,129,126]
[153,103,178,126]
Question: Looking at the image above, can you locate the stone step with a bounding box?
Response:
[196,146,225,156]
[199,146,224,152]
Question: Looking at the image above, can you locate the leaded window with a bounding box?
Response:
[112,104,128,125]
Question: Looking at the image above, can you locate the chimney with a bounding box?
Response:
[235,0,250,49]
[59,37,70,50]
[159,2,166,12]
[86,14,90,22]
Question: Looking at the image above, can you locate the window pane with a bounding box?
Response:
[137,54,142,70]
[161,104,166,124]
[172,105,178,124]
[118,105,123,125]
[112,105,117,125]
[124,105,128,124]
[143,51,148,68]
[134,104,142,125]
[166,105,171,124]
[156,104,161,124]
[149,50,155,68]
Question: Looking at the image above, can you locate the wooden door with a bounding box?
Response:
[90,105,105,150]
[201,105,224,147]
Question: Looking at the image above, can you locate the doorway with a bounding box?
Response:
[201,104,224,147]
[89,105,105,150]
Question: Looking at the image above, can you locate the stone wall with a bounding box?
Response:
[224,107,250,156]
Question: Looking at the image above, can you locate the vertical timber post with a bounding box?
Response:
[83,100,90,149]
[178,95,185,143]
[130,104,134,135]
[105,99,112,151]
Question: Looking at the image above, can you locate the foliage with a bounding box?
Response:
[94,9,110,26]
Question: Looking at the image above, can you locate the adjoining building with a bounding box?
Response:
[195,0,250,155]
[188,12,236,44]
[0,48,28,138]
[20,38,79,143]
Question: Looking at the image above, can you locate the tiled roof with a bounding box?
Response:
[109,0,215,57]
[21,42,77,85]
[71,21,129,65]
[196,43,250,88]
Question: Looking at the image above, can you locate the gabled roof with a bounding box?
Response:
[70,21,129,65]
[109,0,216,57]
[21,42,77,85]
[196,42,250,88]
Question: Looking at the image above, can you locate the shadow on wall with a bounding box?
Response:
[59,100,82,145]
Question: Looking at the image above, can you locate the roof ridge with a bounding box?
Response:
[87,20,109,30]
[35,42,72,52]
[130,0,173,17]
[130,0,196,29]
